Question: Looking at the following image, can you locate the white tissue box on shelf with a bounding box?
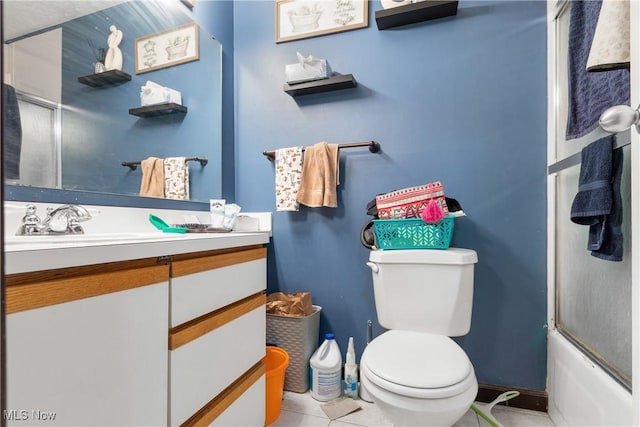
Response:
[285,52,332,85]
[140,80,182,106]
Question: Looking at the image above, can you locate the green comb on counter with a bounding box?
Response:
[148,214,188,233]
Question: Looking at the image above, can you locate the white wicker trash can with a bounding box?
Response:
[266,305,321,393]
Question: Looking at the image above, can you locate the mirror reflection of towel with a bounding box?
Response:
[164,157,189,200]
[139,157,165,197]
[3,84,22,179]
[296,142,339,208]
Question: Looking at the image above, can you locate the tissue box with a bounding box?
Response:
[140,81,182,106]
[285,60,331,85]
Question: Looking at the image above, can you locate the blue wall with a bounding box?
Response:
[192,0,236,200]
[233,1,548,390]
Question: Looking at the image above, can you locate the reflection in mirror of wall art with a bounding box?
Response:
[134,22,200,74]
[275,0,368,43]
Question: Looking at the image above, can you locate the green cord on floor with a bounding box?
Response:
[471,403,501,427]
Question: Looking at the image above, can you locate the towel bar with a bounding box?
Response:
[263,141,381,161]
[547,137,629,175]
[122,156,208,170]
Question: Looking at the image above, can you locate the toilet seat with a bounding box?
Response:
[361,330,476,399]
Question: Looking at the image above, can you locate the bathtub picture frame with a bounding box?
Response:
[134,22,200,74]
[276,0,368,44]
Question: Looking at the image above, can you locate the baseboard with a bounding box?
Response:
[477,383,548,413]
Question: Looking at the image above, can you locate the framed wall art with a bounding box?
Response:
[275,0,368,43]
[134,22,200,74]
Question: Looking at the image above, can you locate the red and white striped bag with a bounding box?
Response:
[375,182,448,219]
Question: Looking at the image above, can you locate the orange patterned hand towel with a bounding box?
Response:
[296,142,339,208]
[164,157,190,200]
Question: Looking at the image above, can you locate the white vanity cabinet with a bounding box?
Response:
[168,245,267,426]
[5,259,170,426]
[5,240,269,427]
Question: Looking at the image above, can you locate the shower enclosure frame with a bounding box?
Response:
[546,1,639,425]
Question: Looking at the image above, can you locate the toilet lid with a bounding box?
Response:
[363,330,472,389]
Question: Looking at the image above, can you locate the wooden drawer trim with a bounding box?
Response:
[181,361,266,427]
[171,246,266,278]
[5,256,167,287]
[169,292,265,350]
[6,264,170,314]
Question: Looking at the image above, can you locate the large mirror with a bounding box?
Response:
[2,0,222,206]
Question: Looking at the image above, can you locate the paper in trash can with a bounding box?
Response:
[266,292,313,317]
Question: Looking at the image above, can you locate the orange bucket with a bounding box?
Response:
[264,346,289,425]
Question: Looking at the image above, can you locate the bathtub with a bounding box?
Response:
[547,330,632,426]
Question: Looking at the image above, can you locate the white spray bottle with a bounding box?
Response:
[343,337,358,398]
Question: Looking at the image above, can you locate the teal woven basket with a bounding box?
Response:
[372,217,454,250]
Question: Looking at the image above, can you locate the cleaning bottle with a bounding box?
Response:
[343,337,358,399]
[309,333,342,401]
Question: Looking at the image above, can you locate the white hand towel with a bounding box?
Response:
[164,157,189,200]
[275,147,303,211]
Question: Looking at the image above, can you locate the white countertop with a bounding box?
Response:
[5,232,270,275]
[4,202,272,275]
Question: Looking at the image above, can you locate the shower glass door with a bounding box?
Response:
[554,157,632,388]
[551,0,632,389]
[9,94,61,188]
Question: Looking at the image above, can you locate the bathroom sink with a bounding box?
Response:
[5,232,176,246]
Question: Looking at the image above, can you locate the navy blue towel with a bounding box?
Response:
[591,147,623,261]
[3,83,22,179]
[570,135,623,261]
[566,0,630,140]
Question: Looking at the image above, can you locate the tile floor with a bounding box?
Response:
[271,391,556,427]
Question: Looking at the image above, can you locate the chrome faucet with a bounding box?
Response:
[17,204,42,235]
[16,204,92,235]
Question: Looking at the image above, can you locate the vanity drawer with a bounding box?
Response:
[169,300,265,426]
[170,246,266,327]
[209,371,265,427]
[181,363,266,427]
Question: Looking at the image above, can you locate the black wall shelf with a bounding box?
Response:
[284,74,357,97]
[375,1,458,30]
[128,103,188,118]
[77,70,132,87]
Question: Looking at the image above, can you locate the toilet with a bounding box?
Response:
[362,248,479,426]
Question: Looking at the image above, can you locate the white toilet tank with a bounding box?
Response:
[367,248,478,336]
